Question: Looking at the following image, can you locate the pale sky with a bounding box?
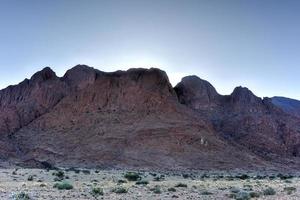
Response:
[0,0,300,99]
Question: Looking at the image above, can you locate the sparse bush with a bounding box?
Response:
[230,187,240,193]
[82,169,91,175]
[182,174,190,179]
[243,184,253,191]
[237,174,250,180]
[136,180,149,185]
[53,181,73,190]
[52,170,64,181]
[151,185,162,194]
[227,193,236,198]
[235,191,251,200]
[124,172,141,181]
[284,186,296,195]
[226,176,235,181]
[27,175,33,181]
[285,180,292,183]
[153,175,164,181]
[201,174,210,179]
[150,172,157,177]
[112,186,128,194]
[54,177,61,182]
[40,183,46,187]
[263,187,276,195]
[277,173,293,180]
[201,190,213,195]
[40,161,56,170]
[168,187,176,192]
[249,191,260,198]
[268,175,276,180]
[67,167,80,174]
[91,187,104,196]
[175,183,187,188]
[254,175,266,180]
[117,179,127,184]
[13,192,31,200]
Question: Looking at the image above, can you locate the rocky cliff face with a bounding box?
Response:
[175,76,300,163]
[0,66,300,170]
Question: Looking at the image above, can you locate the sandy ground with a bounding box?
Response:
[0,168,299,200]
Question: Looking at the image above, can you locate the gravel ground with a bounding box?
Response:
[0,168,299,200]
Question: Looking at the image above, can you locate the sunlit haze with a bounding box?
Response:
[1,0,300,99]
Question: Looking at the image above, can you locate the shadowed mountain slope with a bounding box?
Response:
[0,65,299,170]
[272,96,300,118]
[175,76,300,167]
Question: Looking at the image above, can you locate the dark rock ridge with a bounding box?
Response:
[0,65,300,170]
[175,76,300,162]
[272,96,300,118]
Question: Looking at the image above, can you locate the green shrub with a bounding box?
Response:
[40,183,47,187]
[263,187,276,195]
[237,174,250,180]
[53,177,61,182]
[249,191,260,198]
[124,172,141,181]
[151,185,162,194]
[13,192,31,200]
[227,193,236,198]
[91,187,104,196]
[136,180,149,185]
[230,187,240,193]
[117,179,127,184]
[27,175,33,181]
[235,191,251,200]
[182,174,191,179]
[67,167,80,174]
[52,170,65,181]
[254,175,266,180]
[112,186,128,194]
[53,181,73,190]
[153,175,165,181]
[201,190,213,195]
[277,173,293,180]
[150,172,157,177]
[82,169,91,175]
[175,183,187,188]
[284,186,296,195]
[168,187,176,192]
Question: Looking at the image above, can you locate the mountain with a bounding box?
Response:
[175,76,300,166]
[0,65,300,170]
[271,96,300,118]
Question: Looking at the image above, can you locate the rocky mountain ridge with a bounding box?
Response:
[0,65,299,170]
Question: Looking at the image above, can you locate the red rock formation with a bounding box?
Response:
[175,76,300,165]
[0,65,299,169]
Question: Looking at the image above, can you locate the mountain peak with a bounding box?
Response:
[63,65,98,89]
[230,86,261,104]
[174,75,220,109]
[30,67,57,82]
